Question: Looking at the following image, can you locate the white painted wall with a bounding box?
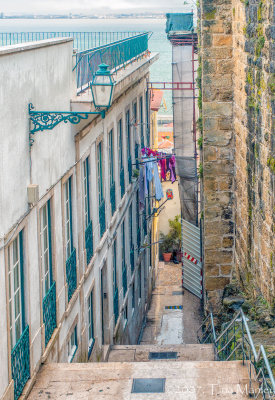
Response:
[0,38,156,400]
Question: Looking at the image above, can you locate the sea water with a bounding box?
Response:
[0,18,172,114]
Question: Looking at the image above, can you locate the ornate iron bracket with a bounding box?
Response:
[28,103,105,146]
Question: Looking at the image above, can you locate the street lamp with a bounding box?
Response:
[28,64,115,146]
[90,64,115,109]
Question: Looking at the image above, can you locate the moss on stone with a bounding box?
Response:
[267,157,275,173]
[204,9,216,20]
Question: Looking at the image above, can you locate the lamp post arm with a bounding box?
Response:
[28,103,105,140]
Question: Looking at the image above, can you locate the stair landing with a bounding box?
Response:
[27,360,252,399]
[108,344,215,362]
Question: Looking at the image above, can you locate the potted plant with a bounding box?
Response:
[159,232,174,262]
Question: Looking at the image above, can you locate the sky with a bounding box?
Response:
[0,0,195,14]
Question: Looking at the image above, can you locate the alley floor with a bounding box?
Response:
[140,261,203,345]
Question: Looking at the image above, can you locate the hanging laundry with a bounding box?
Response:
[153,160,164,201]
[139,164,145,211]
[146,155,155,183]
[169,155,176,183]
[159,158,166,181]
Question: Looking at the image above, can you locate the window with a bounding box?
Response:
[138,265,142,301]
[123,303,128,329]
[113,240,117,291]
[40,200,53,298]
[108,129,114,186]
[126,110,131,158]
[140,96,144,148]
[8,232,25,348]
[133,102,137,125]
[97,142,104,204]
[129,204,133,249]
[132,282,135,311]
[83,157,91,229]
[64,177,73,260]
[68,325,77,362]
[118,119,123,171]
[88,291,95,357]
[122,221,127,297]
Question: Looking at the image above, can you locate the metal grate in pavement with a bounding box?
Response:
[149,352,178,360]
[131,378,166,393]
[165,305,183,310]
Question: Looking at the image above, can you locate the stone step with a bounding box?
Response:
[27,360,253,399]
[107,343,215,362]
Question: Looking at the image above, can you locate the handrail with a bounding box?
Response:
[197,308,275,399]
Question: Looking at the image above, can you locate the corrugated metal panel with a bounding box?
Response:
[181,219,202,299]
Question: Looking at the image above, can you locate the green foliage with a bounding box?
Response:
[204,9,216,20]
[159,215,181,253]
[246,69,253,85]
[198,89,202,111]
[257,1,263,21]
[198,136,203,150]
[255,35,265,57]
[197,116,203,133]
[268,74,275,94]
[199,163,203,178]
[267,157,275,173]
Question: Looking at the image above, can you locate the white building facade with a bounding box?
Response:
[0,37,158,400]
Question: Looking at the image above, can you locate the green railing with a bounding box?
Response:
[99,199,106,237]
[113,287,119,324]
[143,214,148,237]
[135,143,140,170]
[128,155,132,184]
[110,181,116,215]
[137,228,141,250]
[85,220,93,264]
[120,167,125,198]
[75,33,150,91]
[198,308,275,399]
[122,267,128,297]
[66,248,77,302]
[43,281,57,347]
[0,31,142,50]
[11,326,30,400]
[130,246,135,273]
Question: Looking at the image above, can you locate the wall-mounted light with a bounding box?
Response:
[29,64,114,145]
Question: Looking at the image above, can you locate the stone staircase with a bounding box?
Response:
[28,344,252,399]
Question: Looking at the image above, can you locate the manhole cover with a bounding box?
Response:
[131,378,166,393]
[149,352,178,360]
[172,290,184,295]
[165,305,183,310]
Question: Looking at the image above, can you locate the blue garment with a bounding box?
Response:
[153,160,164,201]
[146,155,155,183]
[139,164,145,211]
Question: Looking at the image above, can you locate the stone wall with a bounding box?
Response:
[233,0,275,307]
[199,0,235,312]
[200,0,274,312]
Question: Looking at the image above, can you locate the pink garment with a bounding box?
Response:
[169,155,176,183]
[159,158,166,181]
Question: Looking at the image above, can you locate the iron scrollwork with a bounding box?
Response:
[28,103,105,145]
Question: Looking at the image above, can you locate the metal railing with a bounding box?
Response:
[122,266,128,297]
[85,220,93,265]
[43,281,57,347]
[197,308,275,399]
[11,326,30,400]
[0,31,142,51]
[75,32,150,92]
[66,248,77,302]
[135,143,140,170]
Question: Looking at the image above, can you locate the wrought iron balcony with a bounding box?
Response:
[113,287,119,324]
[0,31,141,50]
[128,155,132,184]
[75,33,150,92]
[135,143,140,170]
[120,167,125,198]
[122,267,128,297]
[66,248,77,302]
[11,326,30,400]
[130,246,135,273]
[85,220,93,264]
[99,199,106,237]
[43,281,57,347]
[110,181,116,215]
[137,228,141,249]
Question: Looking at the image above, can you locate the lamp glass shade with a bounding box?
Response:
[90,64,114,108]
